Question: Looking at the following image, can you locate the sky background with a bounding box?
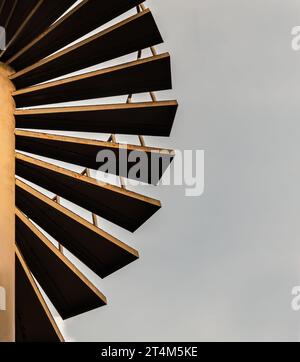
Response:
[28,0,300,342]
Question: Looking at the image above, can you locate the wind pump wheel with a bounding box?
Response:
[0,0,178,342]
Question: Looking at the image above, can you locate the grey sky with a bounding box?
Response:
[39,0,300,342]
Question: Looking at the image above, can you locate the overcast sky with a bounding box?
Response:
[42,0,300,342]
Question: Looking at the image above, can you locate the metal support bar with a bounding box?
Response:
[81,168,101,225]
[52,195,64,254]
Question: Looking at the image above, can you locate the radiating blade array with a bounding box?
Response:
[0,0,178,341]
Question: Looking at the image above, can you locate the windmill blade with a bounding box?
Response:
[16,209,107,320]
[15,101,178,137]
[16,247,64,343]
[16,179,139,279]
[4,0,40,46]
[7,0,145,71]
[16,153,161,232]
[12,53,172,107]
[10,9,163,88]
[15,131,175,185]
[0,0,77,61]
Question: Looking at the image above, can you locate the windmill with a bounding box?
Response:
[0,0,177,342]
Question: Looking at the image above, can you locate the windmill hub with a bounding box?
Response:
[0,62,15,342]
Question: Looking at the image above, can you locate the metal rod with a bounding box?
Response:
[139,3,147,12]
[85,169,99,227]
[4,0,18,29]
[52,195,64,254]
[0,63,16,342]
[0,0,6,15]
[138,135,146,147]
[81,168,101,225]
[150,92,157,102]
[106,135,126,189]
